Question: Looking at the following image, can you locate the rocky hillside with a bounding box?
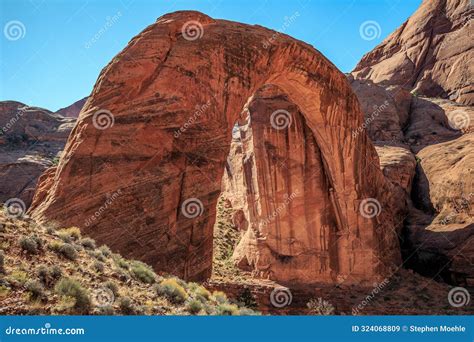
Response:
[0,101,75,207]
[56,97,88,118]
[353,0,473,105]
[350,0,473,287]
[0,212,256,315]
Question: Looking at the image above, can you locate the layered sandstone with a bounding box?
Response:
[30,11,400,284]
[56,97,88,118]
[0,101,75,206]
[352,0,474,105]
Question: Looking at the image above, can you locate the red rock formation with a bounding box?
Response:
[0,101,75,207]
[352,0,473,105]
[56,97,88,118]
[30,11,401,284]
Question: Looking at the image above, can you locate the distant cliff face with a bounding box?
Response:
[56,97,88,118]
[0,101,75,207]
[29,11,401,285]
[352,0,473,105]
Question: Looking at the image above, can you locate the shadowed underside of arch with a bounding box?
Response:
[29,11,401,285]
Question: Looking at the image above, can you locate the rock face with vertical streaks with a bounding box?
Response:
[30,11,402,284]
[352,0,473,105]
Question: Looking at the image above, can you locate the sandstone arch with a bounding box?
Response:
[30,11,401,284]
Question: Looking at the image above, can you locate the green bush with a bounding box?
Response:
[80,238,96,250]
[0,250,4,273]
[193,285,211,302]
[216,303,239,315]
[212,291,228,304]
[118,297,135,315]
[37,264,62,287]
[155,278,188,303]
[185,298,203,314]
[59,243,78,260]
[98,245,112,258]
[19,236,39,254]
[112,255,129,269]
[57,227,81,241]
[25,280,44,300]
[129,261,156,284]
[306,298,335,315]
[103,281,119,297]
[92,261,104,273]
[55,278,90,313]
[97,305,115,315]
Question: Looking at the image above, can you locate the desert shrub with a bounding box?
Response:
[9,270,28,286]
[113,268,130,282]
[25,280,44,300]
[216,303,239,315]
[36,264,50,285]
[193,285,211,302]
[0,223,5,233]
[236,288,257,309]
[0,250,4,273]
[155,278,188,303]
[55,278,90,313]
[91,250,106,262]
[238,307,260,316]
[80,238,96,250]
[103,281,119,297]
[97,305,115,315]
[19,236,38,254]
[212,291,228,304]
[112,255,129,269]
[98,245,112,257]
[129,261,156,284]
[48,240,62,252]
[57,227,81,241]
[0,285,10,298]
[59,243,78,260]
[92,261,105,273]
[118,297,135,315]
[50,265,63,279]
[185,298,203,314]
[36,264,62,287]
[306,298,335,315]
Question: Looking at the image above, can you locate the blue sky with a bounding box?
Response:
[0,0,421,111]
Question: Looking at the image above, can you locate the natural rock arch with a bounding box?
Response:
[30,11,401,284]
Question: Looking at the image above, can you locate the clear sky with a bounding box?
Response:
[0,0,422,111]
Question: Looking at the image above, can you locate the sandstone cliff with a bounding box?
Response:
[0,101,75,207]
[352,0,473,105]
[29,11,401,285]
